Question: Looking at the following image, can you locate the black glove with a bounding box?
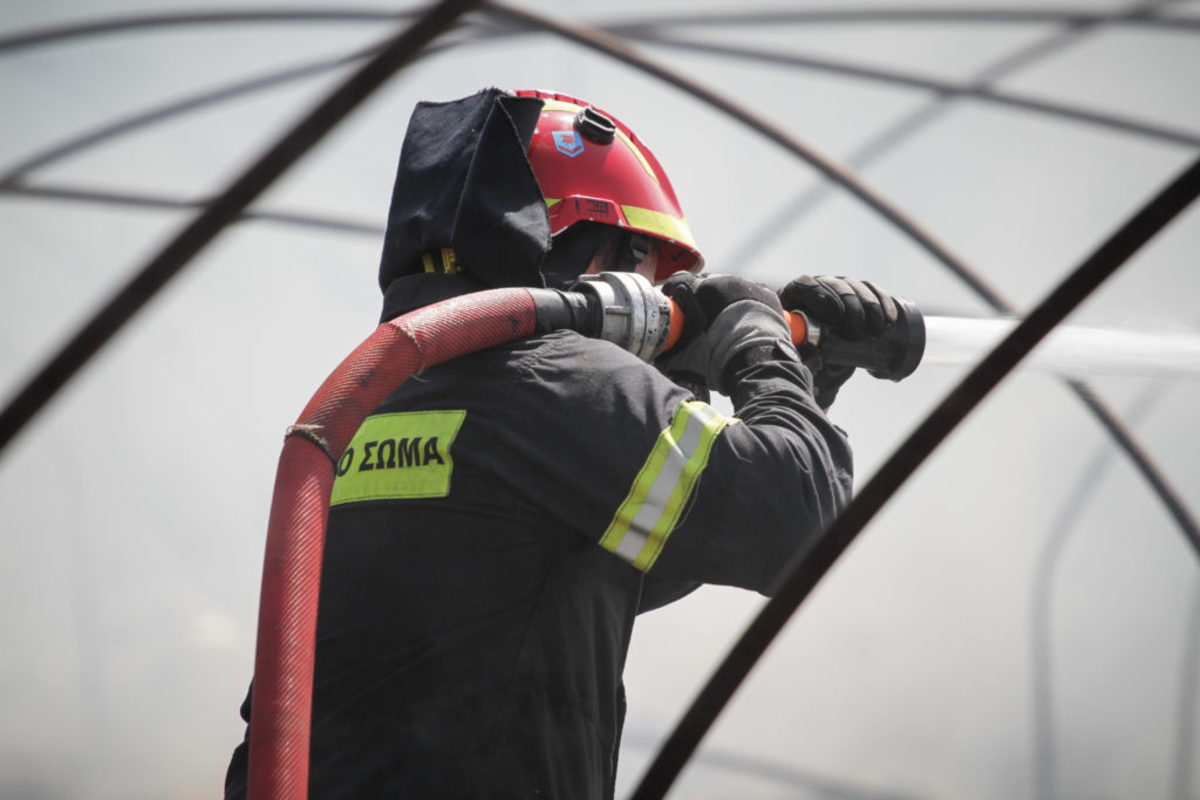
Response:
[657,273,794,396]
[777,275,900,409]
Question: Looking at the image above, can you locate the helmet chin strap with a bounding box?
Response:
[614,232,653,272]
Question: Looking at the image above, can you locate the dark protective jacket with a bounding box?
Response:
[224,272,852,799]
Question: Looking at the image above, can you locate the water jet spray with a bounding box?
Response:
[924,315,1200,382]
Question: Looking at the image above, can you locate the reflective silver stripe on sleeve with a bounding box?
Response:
[599,400,736,571]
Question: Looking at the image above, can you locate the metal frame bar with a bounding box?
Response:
[0,182,384,236]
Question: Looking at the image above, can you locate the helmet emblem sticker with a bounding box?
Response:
[552,130,585,158]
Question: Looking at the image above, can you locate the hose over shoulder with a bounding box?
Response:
[389,286,540,367]
[249,287,537,799]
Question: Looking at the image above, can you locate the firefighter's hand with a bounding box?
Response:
[777,275,900,409]
[658,273,795,395]
[777,275,899,340]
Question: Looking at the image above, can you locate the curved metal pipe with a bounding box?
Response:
[628,154,1200,799]
[0,182,384,236]
[603,6,1198,33]
[0,0,481,454]
[0,8,413,52]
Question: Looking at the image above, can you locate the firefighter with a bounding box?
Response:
[225,88,899,799]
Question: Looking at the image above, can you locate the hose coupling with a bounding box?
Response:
[567,272,674,362]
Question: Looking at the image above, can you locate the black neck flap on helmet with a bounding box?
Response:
[377,88,552,291]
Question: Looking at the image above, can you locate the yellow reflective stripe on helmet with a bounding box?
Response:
[613,128,658,184]
[621,205,698,251]
[540,98,585,115]
[599,400,737,571]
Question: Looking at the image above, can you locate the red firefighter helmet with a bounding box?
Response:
[514,89,703,281]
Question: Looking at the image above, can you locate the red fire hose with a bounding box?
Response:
[248,288,539,800]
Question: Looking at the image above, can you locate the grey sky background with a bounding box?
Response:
[1,1,1198,798]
